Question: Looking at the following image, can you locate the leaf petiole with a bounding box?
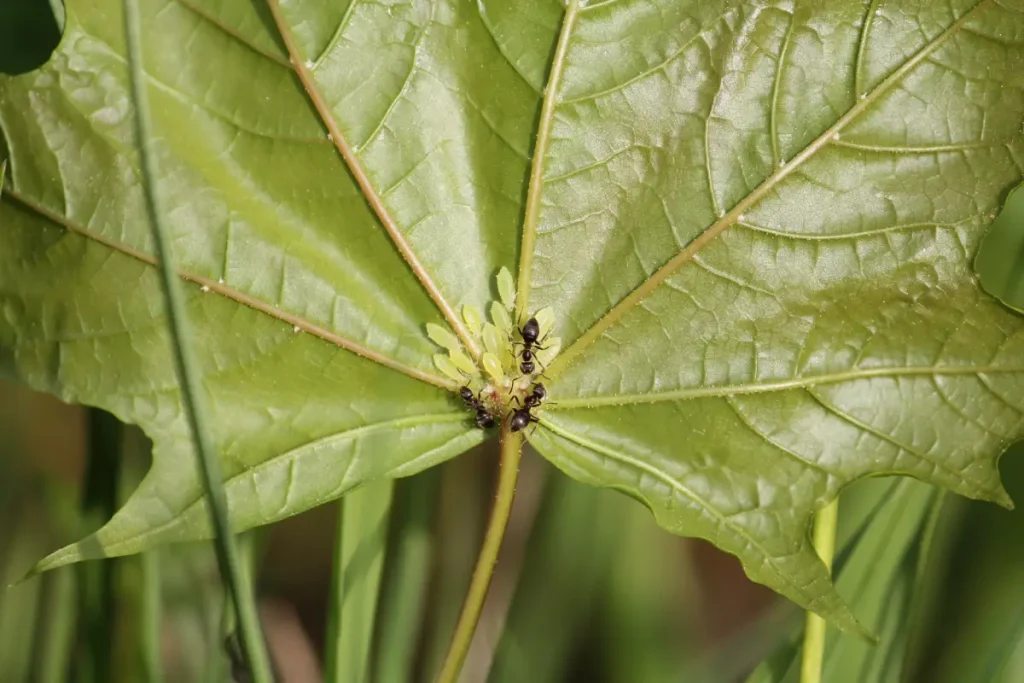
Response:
[435,424,523,683]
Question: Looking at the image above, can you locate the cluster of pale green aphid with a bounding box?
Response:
[427,268,561,400]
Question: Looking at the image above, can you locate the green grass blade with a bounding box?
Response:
[373,472,439,683]
[0,527,43,681]
[30,567,76,683]
[139,552,163,683]
[120,3,272,681]
[324,481,394,683]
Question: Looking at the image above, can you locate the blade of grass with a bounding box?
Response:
[0,517,44,681]
[76,408,122,683]
[139,552,163,683]
[29,566,76,683]
[373,471,439,683]
[324,481,394,683]
[799,498,839,683]
[436,426,523,683]
[121,2,272,680]
[897,491,958,681]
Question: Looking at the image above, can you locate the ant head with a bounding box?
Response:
[521,318,540,344]
[475,411,496,429]
[460,386,474,401]
[532,383,547,400]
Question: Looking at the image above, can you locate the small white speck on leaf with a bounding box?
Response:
[293,325,301,333]
[738,214,747,222]
[200,285,210,293]
[304,60,314,69]
[833,132,841,141]
[327,133,333,141]
[218,277,225,284]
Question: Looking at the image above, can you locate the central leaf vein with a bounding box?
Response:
[265,0,482,362]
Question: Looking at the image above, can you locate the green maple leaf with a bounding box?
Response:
[3,0,1024,632]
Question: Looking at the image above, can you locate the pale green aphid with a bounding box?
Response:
[448,348,477,375]
[490,301,513,336]
[496,266,516,311]
[481,323,503,357]
[433,354,466,383]
[533,307,555,339]
[481,353,504,383]
[462,304,482,337]
[426,323,461,354]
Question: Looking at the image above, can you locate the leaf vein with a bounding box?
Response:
[265,0,482,361]
[548,0,994,378]
[803,385,992,496]
[2,188,453,389]
[547,364,1024,409]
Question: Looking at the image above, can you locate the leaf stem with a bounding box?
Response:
[121,3,273,682]
[800,498,839,683]
[516,0,580,320]
[436,426,523,683]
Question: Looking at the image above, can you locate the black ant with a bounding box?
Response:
[510,384,546,433]
[514,317,549,376]
[461,386,496,429]
[509,406,539,433]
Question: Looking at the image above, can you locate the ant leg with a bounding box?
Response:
[511,395,523,407]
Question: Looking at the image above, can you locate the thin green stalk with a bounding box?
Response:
[139,552,163,683]
[120,3,273,681]
[800,498,839,683]
[436,426,523,683]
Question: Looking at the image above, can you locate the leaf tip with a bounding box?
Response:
[21,542,84,581]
